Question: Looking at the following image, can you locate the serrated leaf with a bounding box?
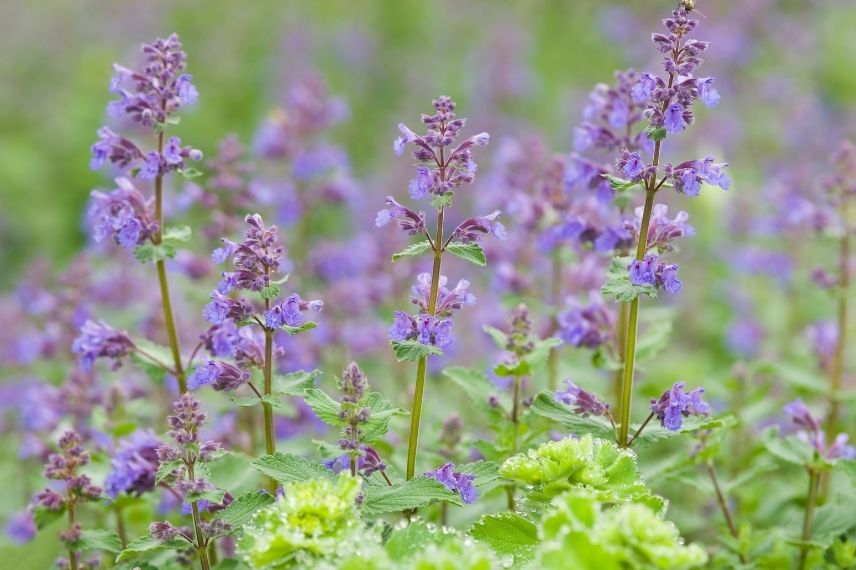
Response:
[73,529,122,553]
[216,491,274,528]
[187,487,226,505]
[272,369,320,396]
[259,285,281,300]
[33,505,65,530]
[470,512,538,562]
[482,325,509,350]
[133,242,177,264]
[601,256,657,303]
[360,477,463,516]
[302,388,344,426]
[443,366,510,415]
[251,452,332,484]
[230,394,284,409]
[633,414,739,447]
[458,460,503,495]
[445,242,487,266]
[278,321,318,335]
[116,534,191,562]
[810,503,856,548]
[530,392,614,439]
[359,392,409,443]
[392,240,432,262]
[163,225,191,242]
[763,429,814,466]
[155,459,183,484]
[390,340,443,362]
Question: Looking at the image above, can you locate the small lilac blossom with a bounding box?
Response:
[630,204,695,252]
[411,274,476,316]
[452,211,508,243]
[784,400,856,460]
[805,321,838,371]
[71,319,135,372]
[629,255,659,287]
[104,429,162,498]
[88,178,157,249]
[375,196,427,235]
[5,511,36,545]
[557,294,614,349]
[554,380,610,417]
[203,291,253,325]
[264,294,323,328]
[89,126,143,171]
[188,360,250,391]
[425,462,478,504]
[213,214,286,293]
[650,382,710,431]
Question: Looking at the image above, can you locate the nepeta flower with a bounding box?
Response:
[375,196,427,235]
[203,291,253,325]
[425,462,478,504]
[670,156,731,197]
[34,431,102,510]
[393,95,489,200]
[784,400,855,460]
[554,380,610,417]
[4,511,35,545]
[88,178,157,249]
[452,211,508,243]
[628,204,695,252]
[104,429,161,498]
[264,294,323,328]
[213,214,286,293]
[188,360,250,391]
[89,126,143,170]
[650,382,710,431]
[574,69,652,155]
[71,319,134,372]
[410,274,476,316]
[628,254,682,294]
[557,294,614,349]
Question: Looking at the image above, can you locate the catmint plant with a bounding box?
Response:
[88,33,203,393]
[378,95,502,480]
[602,6,729,446]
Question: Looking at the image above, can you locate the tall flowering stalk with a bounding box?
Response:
[200,214,322,492]
[89,34,203,392]
[609,7,729,445]
[378,95,501,479]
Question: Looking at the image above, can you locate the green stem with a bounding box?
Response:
[405,207,445,480]
[153,129,186,393]
[506,374,524,511]
[188,464,212,570]
[547,253,562,390]
[67,502,78,570]
[826,201,851,439]
[114,503,127,548]
[798,469,820,570]
[263,297,277,493]
[614,300,628,410]
[704,460,747,564]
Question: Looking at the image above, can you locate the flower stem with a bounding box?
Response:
[153,130,186,393]
[626,411,654,447]
[704,460,747,564]
[506,374,524,511]
[617,188,656,446]
[826,201,851,440]
[67,503,78,570]
[262,296,277,493]
[188,463,212,570]
[614,300,628,409]
[798,469,820,570]
[547,253,562,390]
[405,207,445,481]
[114,503,128,548]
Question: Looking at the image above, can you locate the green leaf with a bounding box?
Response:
[216,491,275,527]
[763,429,815,466]
[645,125,667,141]
[391,340,443,361]
[385,519,459,561]
[272,369,320,396]
[602,173,638,192]
[601,256,657,303]
[635,318,673,363]
[494,337,562,377]
[443,366,510,415]
[116,535,191,562]
[302,388,344,426]
[155,459,183,484]
[359,392,409,443]
[259,285,281,300]
[470,512,538,562]
[360,476,463,516]
[74,529,122,553]
[445,242,487,266]
[458,460,504,495]
[482,325,509,350]
[178,166,203,179]
[133,242,177,263]
[392,240,432,262]
[251,452,332,484]
[230,394,284,409]
[278,321,318,335]
[33,505,65,530]
[530,392,614,439]
[633,414,739,447]
[811,503,856,548]
[431,193,453,209]
[163,225,191,242]
[187,487,226,505]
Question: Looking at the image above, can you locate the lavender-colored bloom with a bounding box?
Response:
[650,382,710,431]
[425,462,478,504]
[89,126,144,171]
[188,360,250,391]
[5,511,36,544]
[622,152,644,179]
[264,294,323,328]
[783,399,855,460]
[104,430,162,498]
[806,321,838,370]
[557,294,613,349]
[663,102,686,133]
[88,177,156,249]
[631,72,657,102]
[411,274,477,316]
[660,264,682,294]
[554,380,610,417]
[408,166,433,199]
[629,255,659,287]
[696,77,720,107]
[389,311,416,342]
[203,291,253,325]
[784,399,821,433]
[452,211,508,243]
[375,196,427,235]
[71,319,134,372]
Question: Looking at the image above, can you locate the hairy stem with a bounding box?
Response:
[614,300,628,410]
[153,130,187,393]
[547,253,562,390]
[405,207,445,480]
[263,295,277,494]
[67,502,78,570]
[188,463,212,570]
[704,460,747,564]
[617,189,656,446]
[798,469,819,570]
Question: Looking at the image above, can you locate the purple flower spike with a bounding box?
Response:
[425,462,478,504]
[104,430,162,499]
[554,380,610,417]
[628,254,659,287]
[650,382,710,431]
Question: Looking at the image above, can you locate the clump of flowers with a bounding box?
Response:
[389,274,476,349]
[104,429,162,498]
[71,319,135,372]
[554,380,612,419]
[784,399,855,460]
[649,381,710,431]
[425,462,478,504]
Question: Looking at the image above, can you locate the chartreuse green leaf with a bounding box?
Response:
[272,369,320,396]
[762,428,815,467]
[458,460,503,495]
[360,476,463,516]
[482,324,509,350]
[391,340,442,361]
[536,491,707,569]
[391,240,432,261]
[469,512,538,563]
[33,505,65,529]
[216,491,275,528]
[302,388,343,426]
[72,529,122,553]
[116,534,191,562]
[445,241,487,266]
[384,518,460,561]
[277,321,318,335]
[530,392,614,439]
[601,256,657,303]
[250,452,332,484]
[358,392,408,443]
[500,434,665,512]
